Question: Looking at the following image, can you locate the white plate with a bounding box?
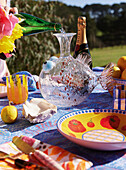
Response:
[57,109,126,151]
[0,86,7,98]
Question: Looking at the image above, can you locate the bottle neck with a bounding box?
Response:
[18,13,62,36]
[76,17,88,46]
[54,33,76,58]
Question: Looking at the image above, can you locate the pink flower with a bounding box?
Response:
[0,5,19,39]
[4,53,12,58]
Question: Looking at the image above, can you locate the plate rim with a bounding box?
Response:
[56,108,126,144]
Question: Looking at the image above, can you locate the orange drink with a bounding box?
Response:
[6,75,28,104]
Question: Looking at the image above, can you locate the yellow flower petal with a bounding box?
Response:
[0,23,23,53]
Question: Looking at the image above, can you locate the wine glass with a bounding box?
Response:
[6,75,28,104]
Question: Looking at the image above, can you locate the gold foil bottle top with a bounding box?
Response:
[78,16,86,27]
[77,16,87,44]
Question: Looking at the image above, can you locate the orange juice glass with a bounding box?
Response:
[6,75,28,104]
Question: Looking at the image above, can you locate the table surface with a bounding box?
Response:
[0,69,126,170]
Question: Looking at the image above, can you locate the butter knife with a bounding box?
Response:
[12,136,64,170]
[0,150,46,169]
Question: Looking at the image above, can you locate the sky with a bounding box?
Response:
[48,0,126,8]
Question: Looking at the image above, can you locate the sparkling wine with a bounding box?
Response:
[73,16,92,69]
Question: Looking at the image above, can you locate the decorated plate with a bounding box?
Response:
[57,109,126,151]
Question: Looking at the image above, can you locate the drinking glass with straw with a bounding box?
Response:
[6,75,28,104]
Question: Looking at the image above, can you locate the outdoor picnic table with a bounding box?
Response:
[0,67,126,170]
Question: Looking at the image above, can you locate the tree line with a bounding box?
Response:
[8,0,126,75]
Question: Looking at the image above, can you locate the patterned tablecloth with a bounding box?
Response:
[0,68,126,170]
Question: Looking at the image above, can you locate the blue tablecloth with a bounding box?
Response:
[0,68,126,170]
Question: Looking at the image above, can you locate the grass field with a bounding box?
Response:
[91,45,126,67]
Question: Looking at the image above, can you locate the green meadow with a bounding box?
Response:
[91,45,126,67]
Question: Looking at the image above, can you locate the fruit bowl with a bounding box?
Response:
[105,56,126,96]
[106,77,126,96]
[100,63,126,96]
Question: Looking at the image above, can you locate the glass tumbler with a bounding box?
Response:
[6,75,28,104]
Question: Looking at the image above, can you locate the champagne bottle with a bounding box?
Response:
[18,13,62,36]
[73,16,92,69]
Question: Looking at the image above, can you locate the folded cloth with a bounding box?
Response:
[2,71,38,91]
[20,135,93,170]
[0,136,93,170]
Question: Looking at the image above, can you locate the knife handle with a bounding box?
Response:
[15,158,47,169]
[34,150,64,170]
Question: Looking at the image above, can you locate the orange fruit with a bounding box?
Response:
[112,66,121,78]
[1,105,18,123]
[117,56,126,71]
[121,68,126,80]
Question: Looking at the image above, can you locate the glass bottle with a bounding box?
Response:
[18,13,62,36]
[39,32,114,107]
[39,33,99,107]
[73,16,92,69]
